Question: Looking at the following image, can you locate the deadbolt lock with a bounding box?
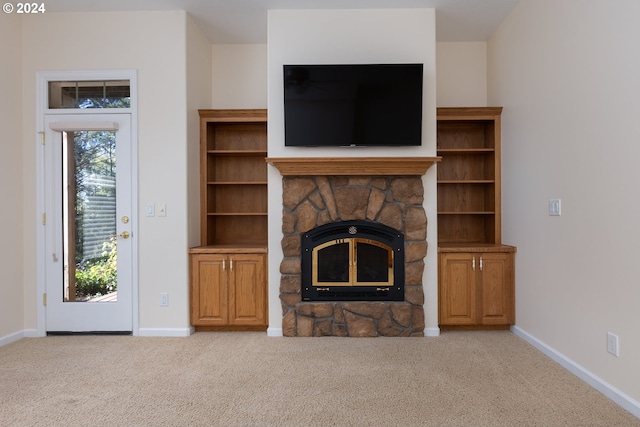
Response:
[121,216,129,224]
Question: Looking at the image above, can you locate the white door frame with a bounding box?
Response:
[35,70,139,336]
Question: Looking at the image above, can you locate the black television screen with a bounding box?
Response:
[283,63,423,147]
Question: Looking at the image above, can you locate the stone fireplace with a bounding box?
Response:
[267,157,439,337]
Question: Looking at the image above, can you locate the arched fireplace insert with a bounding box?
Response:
[301,220,404,301]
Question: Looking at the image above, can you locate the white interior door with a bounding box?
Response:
[44,114,133,333]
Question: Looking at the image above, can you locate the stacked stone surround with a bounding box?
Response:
[280,175,428,337]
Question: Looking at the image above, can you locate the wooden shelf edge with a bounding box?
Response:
[438,180,495,184]
[437,243,517,253]
[206,213,267,216]
[207,150,267,155]
[207,182,268,185]
[199,109,267,122]
[266,157,440,176]
[190,244,268,254]
[437,148,495,153]
[438,211,496,215]
[437,106,503,120]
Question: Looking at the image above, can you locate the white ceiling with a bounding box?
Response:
[44,0,521,44]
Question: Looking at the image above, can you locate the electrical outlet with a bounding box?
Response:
[607,332,619,356]
[160,293,169,307]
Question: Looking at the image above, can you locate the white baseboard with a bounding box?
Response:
[424,327,440,337]
[0,330,25,347]
[512,325,640,419]
[267,327,283,337]
[137,327,194,337]
[0,329,43,347]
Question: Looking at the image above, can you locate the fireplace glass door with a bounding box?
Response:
[312,238,393,287]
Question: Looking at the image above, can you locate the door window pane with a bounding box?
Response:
[62,130,118,302]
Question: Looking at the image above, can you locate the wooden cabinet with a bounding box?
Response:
[438,248,515,327]
[190,248,267,330]
[190,109,268,331]
[437,107,516,329]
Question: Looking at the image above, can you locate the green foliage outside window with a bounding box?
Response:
[75,236,117,298]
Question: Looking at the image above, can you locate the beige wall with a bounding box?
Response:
[20,10,196,334]
[212,44,267,109]
[187,15,213,249]
[266,9,438,335]
[489,0,640,403]
[436,42,487,107]
[0,13,24,341]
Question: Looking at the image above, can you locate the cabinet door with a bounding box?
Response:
[190,254,228,325]
[439,253,477,325]
[479,253,514,325]
[228,254,266,326]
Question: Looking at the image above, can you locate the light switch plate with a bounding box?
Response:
[549,199,561,216]
[607,332,619,356]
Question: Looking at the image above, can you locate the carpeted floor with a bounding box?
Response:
[1,331,638,427]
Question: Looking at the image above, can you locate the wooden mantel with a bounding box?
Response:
[266,157,440,176]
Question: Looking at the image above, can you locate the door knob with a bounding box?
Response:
[119,231,130,239]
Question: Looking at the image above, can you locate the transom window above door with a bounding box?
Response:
[48,80,130,109]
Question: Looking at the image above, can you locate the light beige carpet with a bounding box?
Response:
[1,331,638,427]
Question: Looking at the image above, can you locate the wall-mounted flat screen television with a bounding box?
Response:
[283,63,423,147]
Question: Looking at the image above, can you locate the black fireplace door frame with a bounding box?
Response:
[301,220,404,301]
